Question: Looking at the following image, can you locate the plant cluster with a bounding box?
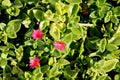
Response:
[0,0,120,80]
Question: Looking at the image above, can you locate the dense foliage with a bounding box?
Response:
[0,0,120,80]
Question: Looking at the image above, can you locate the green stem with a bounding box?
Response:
[3,67,6,80]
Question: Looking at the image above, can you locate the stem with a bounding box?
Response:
[3,67,5,80]
[79,23,94,27]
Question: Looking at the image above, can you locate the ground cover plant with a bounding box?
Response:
[0,0,120,80]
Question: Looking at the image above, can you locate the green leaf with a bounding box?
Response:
[27,0,38,5]
[90,11,98,18]
[104,11,112,23]
[14,0,23,8]
[27,9,34,19]
[35,72,43,80]
[105,76,112,80]
[71,4,79,16]
[64,66,80,79]
[98,5,110,18]
[22,18,31,28]
[6,19,22,32]
[7,31,17,38]
[51,49,61,58]
[12,66,23,75]
[109,36,120,46]
[96,0,106,6]
[48,57,54,65]
[114,74,120,80]
[49,23,60,40]
[6,42,15,49]
[33,67,40,74]
[0,23,6,30]
[101,59,118,72]
[106,44,118,51]
[113,6,120,16]
[46,66,62,78]
[25,39,34,46]
[44,10,54,20]
[0,77,2,80]
[118,0,120,4]
[62,33,72,45]
[55,3,63,15]
[33,9,44,21]
[25,72,31,79]
[71,27,81,35]
[55,2,70,15]
[68,15,80,23]
[65,0,82,4]
[8,51,15,56]
[53,15,66,22]
[2,32,8,44]
[96,75,107,80]
[111,15,119,24]
[111,50,120,58]
[58,59,70,66]
[0,58,7,68]
[114,24,120,34]
[6,19,22,38]
[2,0,12,7]
[6,6,20,16]
[42,0,60,4]
[98,38,107,52]
[39,20,49,30]
[79,41,84,56]
[15,46,23,62]
[68,23,83,37]
[41,65,50,73]
[11,60,17,66]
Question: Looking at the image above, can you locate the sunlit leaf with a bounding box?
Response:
[104,11,112,23]
[65,0,82,4]
[15,46,23,62]
[6,19,22,32]
[6,6,20,16]
[101,59,118,72]
[98,38,107,52]
[2,0,12,7]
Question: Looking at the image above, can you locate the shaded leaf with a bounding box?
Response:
[0,58,7,68]
[111,15,119,24]
[113,6,120,16]
[14,0,23,8]
[41,65,50,73]
[33,9,44,21]
[58,59,70,66]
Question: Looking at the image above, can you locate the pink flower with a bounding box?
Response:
[54,41,66,50]
[29,57,40,68]
[32,29,43,40]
